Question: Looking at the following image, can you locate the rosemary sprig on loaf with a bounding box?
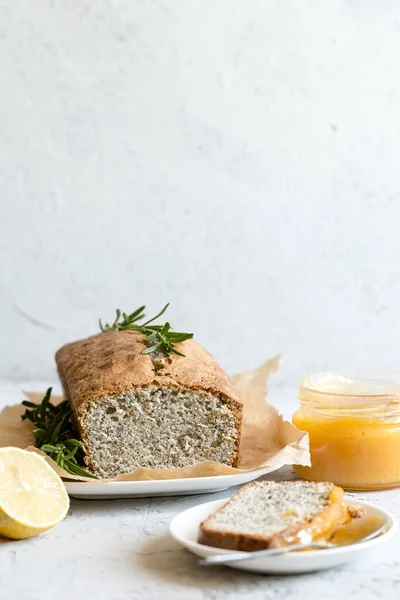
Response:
[21,388,96,478]
[99,303,193,357]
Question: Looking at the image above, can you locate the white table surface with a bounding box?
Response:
[0,381,399,600]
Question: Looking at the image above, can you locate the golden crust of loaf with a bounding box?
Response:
[56,331,243,468]
[56,331,240,410]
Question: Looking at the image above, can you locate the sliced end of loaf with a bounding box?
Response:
[77,386,241,479]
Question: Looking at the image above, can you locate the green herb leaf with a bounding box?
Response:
[141,342,163,354]
[99,303,193,357]
[21,388,96,479]
[142,303,170,327]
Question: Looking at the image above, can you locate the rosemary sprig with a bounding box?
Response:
[99,303,193,357]
[21,388,96,478]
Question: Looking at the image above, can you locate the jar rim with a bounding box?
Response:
[299,370,400,403]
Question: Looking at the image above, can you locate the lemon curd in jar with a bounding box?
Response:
[292,371,400,490]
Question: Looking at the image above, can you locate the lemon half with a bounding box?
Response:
[0,447,69,539]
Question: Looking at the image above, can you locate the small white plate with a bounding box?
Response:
[64,465,282,499]
[170,497,398,574]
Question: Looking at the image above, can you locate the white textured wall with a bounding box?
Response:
[2,1,400,384]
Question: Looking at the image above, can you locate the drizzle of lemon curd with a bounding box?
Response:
[278,486,350,547]
[329,513,386,546]
[277,487,382,548]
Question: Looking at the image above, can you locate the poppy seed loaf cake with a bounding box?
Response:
[199,481,361,551]
[55,330,243,478]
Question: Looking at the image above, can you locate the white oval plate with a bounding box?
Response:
[64,465,282,499]
[170,497,398,574]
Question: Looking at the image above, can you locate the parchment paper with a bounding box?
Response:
[0,356,310,482]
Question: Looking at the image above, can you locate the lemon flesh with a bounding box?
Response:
[0,447,69,539]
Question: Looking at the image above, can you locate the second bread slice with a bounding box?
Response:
[199,480,358,551]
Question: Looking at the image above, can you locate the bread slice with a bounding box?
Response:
[55,330,243,479]
[199,481,360,551]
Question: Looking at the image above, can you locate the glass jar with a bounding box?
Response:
[292,370,400,490]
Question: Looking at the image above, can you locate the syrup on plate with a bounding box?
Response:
[330,512,386,546]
